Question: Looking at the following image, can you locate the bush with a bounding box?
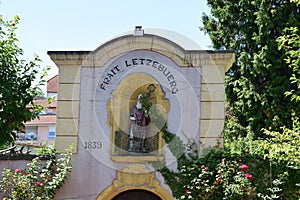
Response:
[0,146,72,200]
[157,129,300,199]
[179,159,253,200]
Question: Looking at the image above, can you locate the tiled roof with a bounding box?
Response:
[47,75,58,93]
[26,99,57,126]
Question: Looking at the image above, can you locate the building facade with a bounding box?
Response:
[16,75,58,146]
[48,27,235,199]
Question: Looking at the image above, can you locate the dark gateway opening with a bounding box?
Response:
[112,189,162,200]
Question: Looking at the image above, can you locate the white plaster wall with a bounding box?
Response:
[54,142,121,199]
[48,34,234,198]
[62,50,201,198]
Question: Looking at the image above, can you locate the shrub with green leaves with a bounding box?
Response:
[157,128,300,199]
[179,160,253,200]
[0,14,50,147]
[0,146,72,200]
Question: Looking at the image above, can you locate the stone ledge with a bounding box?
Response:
[111,155,164,162]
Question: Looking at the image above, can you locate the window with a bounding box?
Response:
[47,109,54,114]
[48,126,56,140]
[25,127,37,141]
[48,132,56,140]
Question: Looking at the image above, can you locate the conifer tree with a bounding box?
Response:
[202,0,300,137]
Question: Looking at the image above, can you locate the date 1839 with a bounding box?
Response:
[84,141,102,149]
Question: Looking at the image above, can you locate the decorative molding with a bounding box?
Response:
[111,156,164,162]
[96,164,173,200]
[113,164,159,189]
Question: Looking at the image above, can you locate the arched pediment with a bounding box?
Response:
[89,33,190,67]
[49,28,235,71]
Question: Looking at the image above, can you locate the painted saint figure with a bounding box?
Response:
[128,94,151,152]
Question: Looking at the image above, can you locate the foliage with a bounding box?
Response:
[160,143,300,199]
[224,116,300,197]
[153,1,300,195]
[278,27,300,103]
[0,15,50,146]
[291,0,300,6]
[156,124,300,199]
[156,138,255,199]
[202,0,300,137]
[138,84,157,115]
[0,146,72,200]
[257,114,300,170]
[138,93,152,115]
[0,141,10,150]
[180,159,253,200]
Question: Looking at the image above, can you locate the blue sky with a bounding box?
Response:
[0,0,212,90]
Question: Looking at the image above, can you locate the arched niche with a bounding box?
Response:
[107,73,169,162]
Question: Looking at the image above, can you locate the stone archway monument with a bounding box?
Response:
[48,27,235,199]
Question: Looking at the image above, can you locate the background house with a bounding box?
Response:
[47,75,58,100]
[16,75,58,146]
